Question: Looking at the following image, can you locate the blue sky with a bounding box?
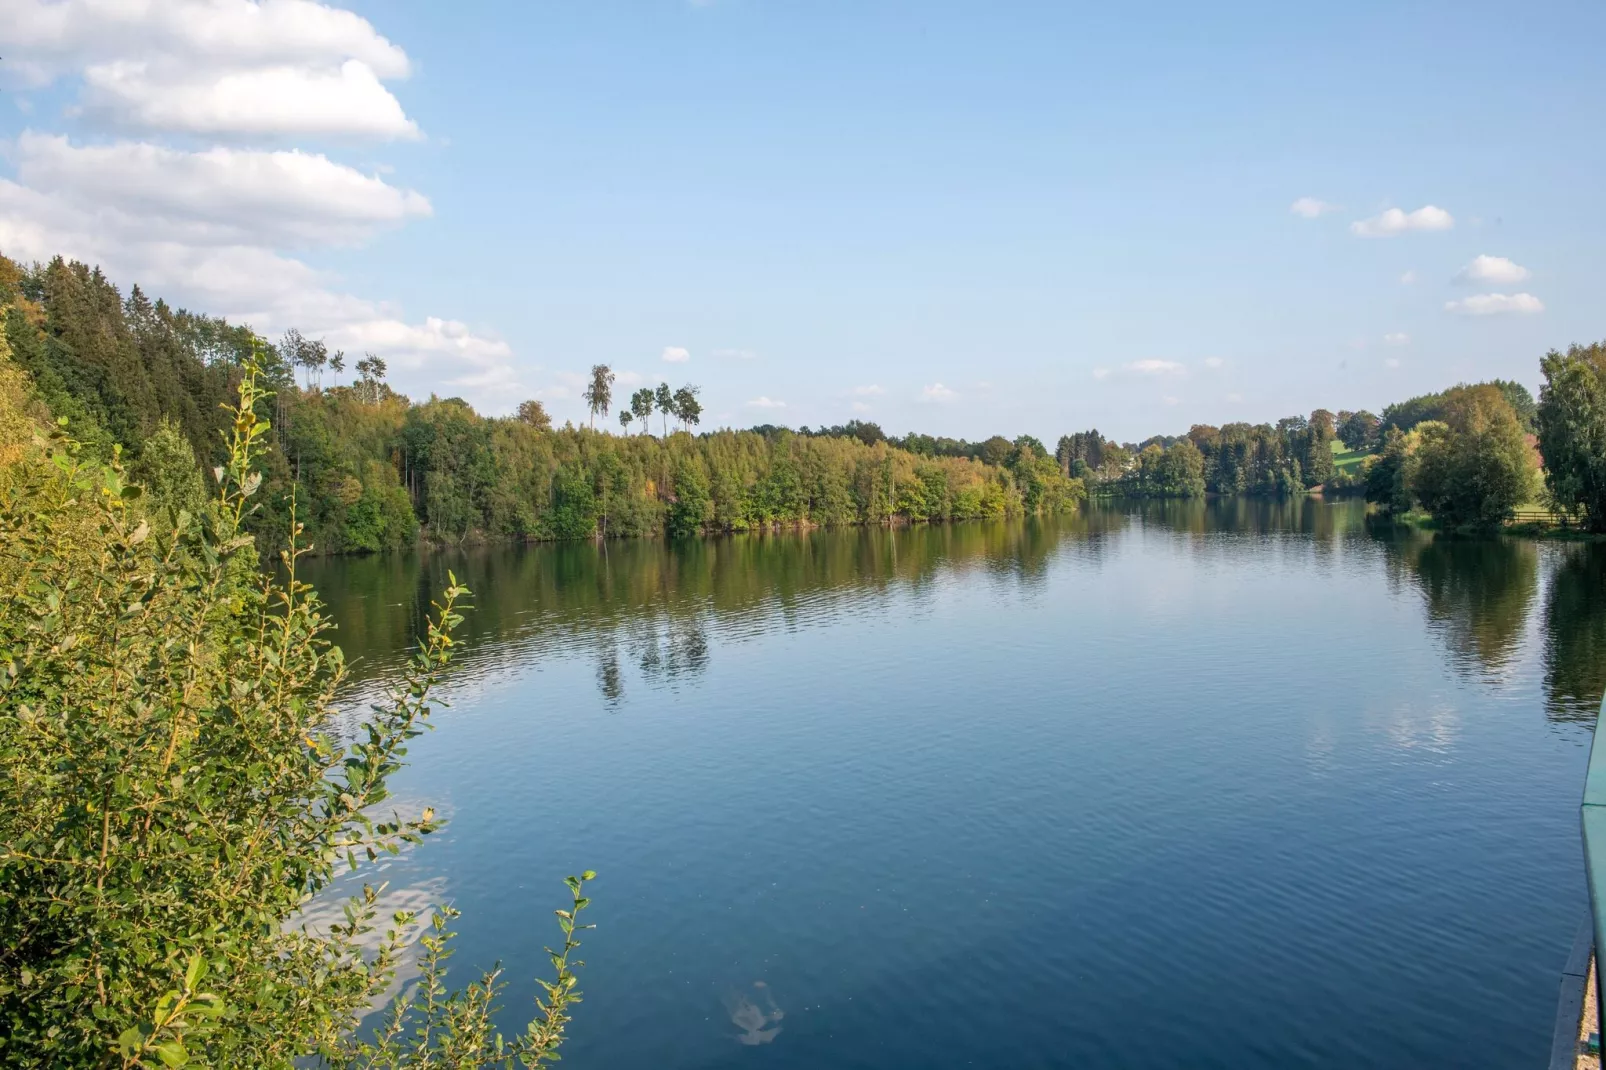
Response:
[2,1,1603,441]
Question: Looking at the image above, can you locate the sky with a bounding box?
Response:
[1,0,1603,443]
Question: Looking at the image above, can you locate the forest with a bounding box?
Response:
[0,255,1081,555]
[5,251,1606,544]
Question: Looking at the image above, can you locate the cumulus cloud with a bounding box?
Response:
[1,0,416,139]
[13,133,430,245]
[0,0,410,79]
[1129,359,1185,376]
[1290,197,1339,218]
[746,396,785,409]
[79,59,419,139]
[850,384,884,396]
[1384,358,1401,369]
[919,382,957,402]
[661,346,690,363]
[1443,293,1544,316]
[1399,270,1419,285]
[1092,368,1111,380]
[2,0,417,139]
[1383,332,1410,346]
[850,401,871,413]
[1350,205,1454,237]
[1453,254,1530,286]
[1203,357,1224,369]
[0,2,519,411]
[1161,396,1180,406]
[0,145,493,396]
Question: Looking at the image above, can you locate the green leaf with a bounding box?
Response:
[184,952,206,990]
[154,1039,189,1067]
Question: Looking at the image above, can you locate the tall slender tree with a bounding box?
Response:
[673,384,702,432]
[630,388,655,435]
[655,382,673,436]
[583,364,616,430]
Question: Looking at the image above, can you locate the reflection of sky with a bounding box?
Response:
[302,506,1604,1069]
[293,874,448,1026]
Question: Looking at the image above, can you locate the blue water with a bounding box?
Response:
[302,500,1603,1068]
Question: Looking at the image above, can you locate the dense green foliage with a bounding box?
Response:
[0,255,1083,557]
[1382,379,1536,435]
[1365,427,1420,515]
[1408,386,1538,527]
[1364,385,1539,527]
[3,250,1601,539]
[0,351,594,1067]
[1338,410,1381,451]
[1537,341,1606,533]
[1057,413,1344,499]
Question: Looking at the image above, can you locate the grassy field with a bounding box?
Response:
[1331,439,1376,474]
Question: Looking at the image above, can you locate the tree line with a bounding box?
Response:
[0,255,1084,556]
[9,251,1606,539]
[1045,364,1606,534]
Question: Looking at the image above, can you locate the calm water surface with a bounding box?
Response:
[301,499,1606,1069]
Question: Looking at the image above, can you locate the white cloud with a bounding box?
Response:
[661,346,690,363]
[13,133,430,245]
[746,396,785,409]
[1453,254,1530,285]
[711,347,756,359]
[1203,357,1224,369]
[614,370,645,387]
[1225,392,1244,403]
[850,401,871,413]
[0,5,517,412]
[0,0,410,79]
[1399,270,1419,285]
[1092,367,1111,380]
[1383,332,1410,346]
[1349,205,1454,237]
[1444,292,1545,316]
[850,384,884,396]
[80,59,419,140]
[1384,358,1401,369]
[1290,197,1339,218]
[1,0,418,139]
[1161,396,1180,406]
[919,382,957,402]
[1129,359,1185,376]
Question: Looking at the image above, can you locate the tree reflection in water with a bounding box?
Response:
[303,508,1606,725]
[1376,526,1539,683]
[1544,542,1606,724]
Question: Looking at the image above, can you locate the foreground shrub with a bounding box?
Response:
[0,359,592,1068]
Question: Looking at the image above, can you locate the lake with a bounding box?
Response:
[300,498,1606,1069]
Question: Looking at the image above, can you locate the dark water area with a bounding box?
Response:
[299,498,1606,1069]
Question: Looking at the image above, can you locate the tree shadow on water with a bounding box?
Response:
[1544,542,1606,725]
[1374,526,1538,684]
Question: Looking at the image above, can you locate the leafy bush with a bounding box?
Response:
[0,358,592,1068]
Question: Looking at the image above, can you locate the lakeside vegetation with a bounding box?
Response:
[0,255,1081,558]
[0,341,595,1065]
[4,251,1606,544]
